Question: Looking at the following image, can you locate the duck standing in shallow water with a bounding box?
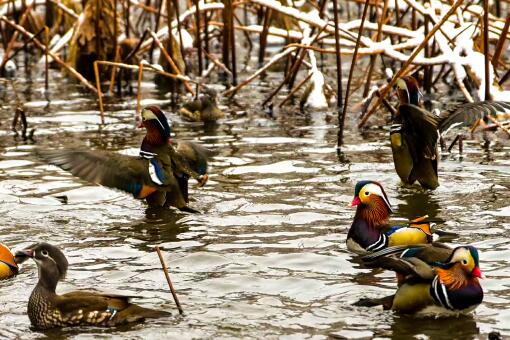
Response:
[39,106,208,211]
[390,75,510,189]
[347,180,437,254]
[0,243,18,279]
[356,244,484,316]
[16,242,170,330]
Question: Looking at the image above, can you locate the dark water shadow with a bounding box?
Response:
[390,314,479,340]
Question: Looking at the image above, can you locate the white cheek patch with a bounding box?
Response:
[451,247,470,263]
[361,183,393,212]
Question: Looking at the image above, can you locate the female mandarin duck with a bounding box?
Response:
[39,106,208,211]
[390,76,510,189]
[356,244,483,316]
[347,180,436,254]
[15,242,170,330]
[0,243,18,279]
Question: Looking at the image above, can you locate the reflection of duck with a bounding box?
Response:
[347,181,438,254]
[16,242,170,330]
[39,106,208,211]
[0,243,18,279]
[390,314,479,338]
[357,244,483,316]
[395,189,441,223]
[390,76,510,189]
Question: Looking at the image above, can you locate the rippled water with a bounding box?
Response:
[0,66,509,339]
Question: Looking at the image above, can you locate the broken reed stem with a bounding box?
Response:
[258,8,271,67]
[278,72,312,107]
[332,0,343,109]
[93,61,105,124]
[362,0,389,98]
[262,25,327,107]
[155,246,184,315]
[44,25,49,90]
[203,48,232,77]
[136,62,144,117]
[172,0,186,66]
[483,0,490,100]
[487,115,510,135]
[229,0,237,85]
[0,15,97,93]
[147,29,194,95]
[338,0,371,147]
[223,46,296,96]
[194,0,203,75]
[358,0,465,128]
[149,0,163,63]
[109,46,121,94]
[492,14,510,67]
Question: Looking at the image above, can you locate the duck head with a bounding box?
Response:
[395,76,422,106]
[0,243,18,278]
[16,243,68,292]
[140,106,172,146]
[351,180,393,228]
[435,246,482,290]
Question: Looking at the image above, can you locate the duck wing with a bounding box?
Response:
[37,148,179,198]
[397,104,441,161]
[438,101,510,134]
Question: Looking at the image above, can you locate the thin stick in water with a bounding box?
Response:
[155,246,184,315]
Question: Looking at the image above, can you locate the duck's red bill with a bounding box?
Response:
[350,197,361,207]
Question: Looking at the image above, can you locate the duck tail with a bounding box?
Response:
[353,295,393,309]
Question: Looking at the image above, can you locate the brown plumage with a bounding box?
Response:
[37,106,209,210]
[16,242,170,330]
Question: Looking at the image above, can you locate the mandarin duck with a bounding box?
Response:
[347,181,442,254]
[355,244,483,316]
[39,106,208,211]
[179,88,224,122]
[0,243,18,279]
[390,76,510,189]
[15,242,170,330]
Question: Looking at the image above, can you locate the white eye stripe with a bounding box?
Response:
[361,183,392,211]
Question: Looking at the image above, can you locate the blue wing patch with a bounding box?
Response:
[124,182,142,197]
[149,159,165,186]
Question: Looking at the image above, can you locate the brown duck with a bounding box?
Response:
[391,76,510,189]
[15,242,170,330]
[38,106,209,211]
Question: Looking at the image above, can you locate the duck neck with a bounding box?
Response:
[353,200,390,229]
[436,264,477,291]
[36,265,59,293]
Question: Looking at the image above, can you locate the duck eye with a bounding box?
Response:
[41,250,49,257]
[365,192,370,196]
[462,259,468,265]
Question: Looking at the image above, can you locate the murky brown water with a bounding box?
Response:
[0,64,509,339]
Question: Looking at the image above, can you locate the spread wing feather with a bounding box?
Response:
[37,149,168,196]
[438,101,510,134]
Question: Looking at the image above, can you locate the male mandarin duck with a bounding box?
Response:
[39,106,208,211]
[15,242,170,330]
[0,243,18,279]
[356,244,483,316]
[347,180,437,254]
[390,75,510,189]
